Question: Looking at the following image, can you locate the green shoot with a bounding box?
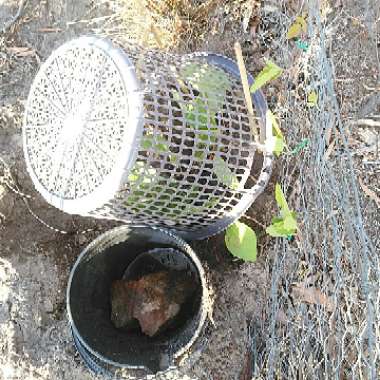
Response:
[266,183,297,237]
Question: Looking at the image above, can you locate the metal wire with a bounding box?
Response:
[250,2,379,379]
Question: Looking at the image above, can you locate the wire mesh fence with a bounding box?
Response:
[250,2,379,379]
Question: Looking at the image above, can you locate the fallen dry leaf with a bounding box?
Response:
[276,309,288,324]
[358,177,380,208]
[324,139,336,160]
[292,284,334,312]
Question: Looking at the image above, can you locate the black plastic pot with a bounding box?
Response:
[67,226,210,376]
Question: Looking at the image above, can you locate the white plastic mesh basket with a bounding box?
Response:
[23,36,273,239]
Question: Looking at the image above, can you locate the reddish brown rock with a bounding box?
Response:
[110,280,136,329]
[110,270,195,337]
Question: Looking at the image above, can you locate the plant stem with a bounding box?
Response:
[241,214,266,229]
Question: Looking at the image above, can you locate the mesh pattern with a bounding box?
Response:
[247,2,380,379]
[24,37,271,238]
[24,42,128,199]
[91,50,256,230]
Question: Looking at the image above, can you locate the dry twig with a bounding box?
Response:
[351,118,380,128]
[1,0,28,34]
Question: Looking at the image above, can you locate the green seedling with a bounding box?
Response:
[266,183,298,237]
[178,64,242,189]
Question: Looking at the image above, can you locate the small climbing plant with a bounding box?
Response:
[225,58,302,262]
[266,184,297,238]
[225,182,297,262]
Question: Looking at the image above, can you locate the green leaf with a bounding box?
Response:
[250,60,283,93]
[181,63,231,112]
[128,161,157,186]
[267,186,297,238]
[141,136,154,150]
[266,221,289,237]
[284,214,297,230]
[287,16,307,39]
[225,222,257,262]
[175,64,232,148]
[307,90,318,107]
[287,22,302,40]
[266,218,297,237]
[204,196,219,208]
[213,156,239,190]
[183,97,209,129]
[141,134,170,153]
[271,216,283,224]
[169,154,179,164]
[266,110,286,156]
[275,183,290,214]
[266,110,283,140]
[194,150,206,159]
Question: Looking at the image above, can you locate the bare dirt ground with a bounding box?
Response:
[0,1,379,380]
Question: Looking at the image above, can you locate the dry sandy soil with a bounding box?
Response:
[0,1,379,380]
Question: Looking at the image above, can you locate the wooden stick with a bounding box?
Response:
[234,41,262,144]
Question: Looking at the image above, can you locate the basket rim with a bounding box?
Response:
[23,36,144,214]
